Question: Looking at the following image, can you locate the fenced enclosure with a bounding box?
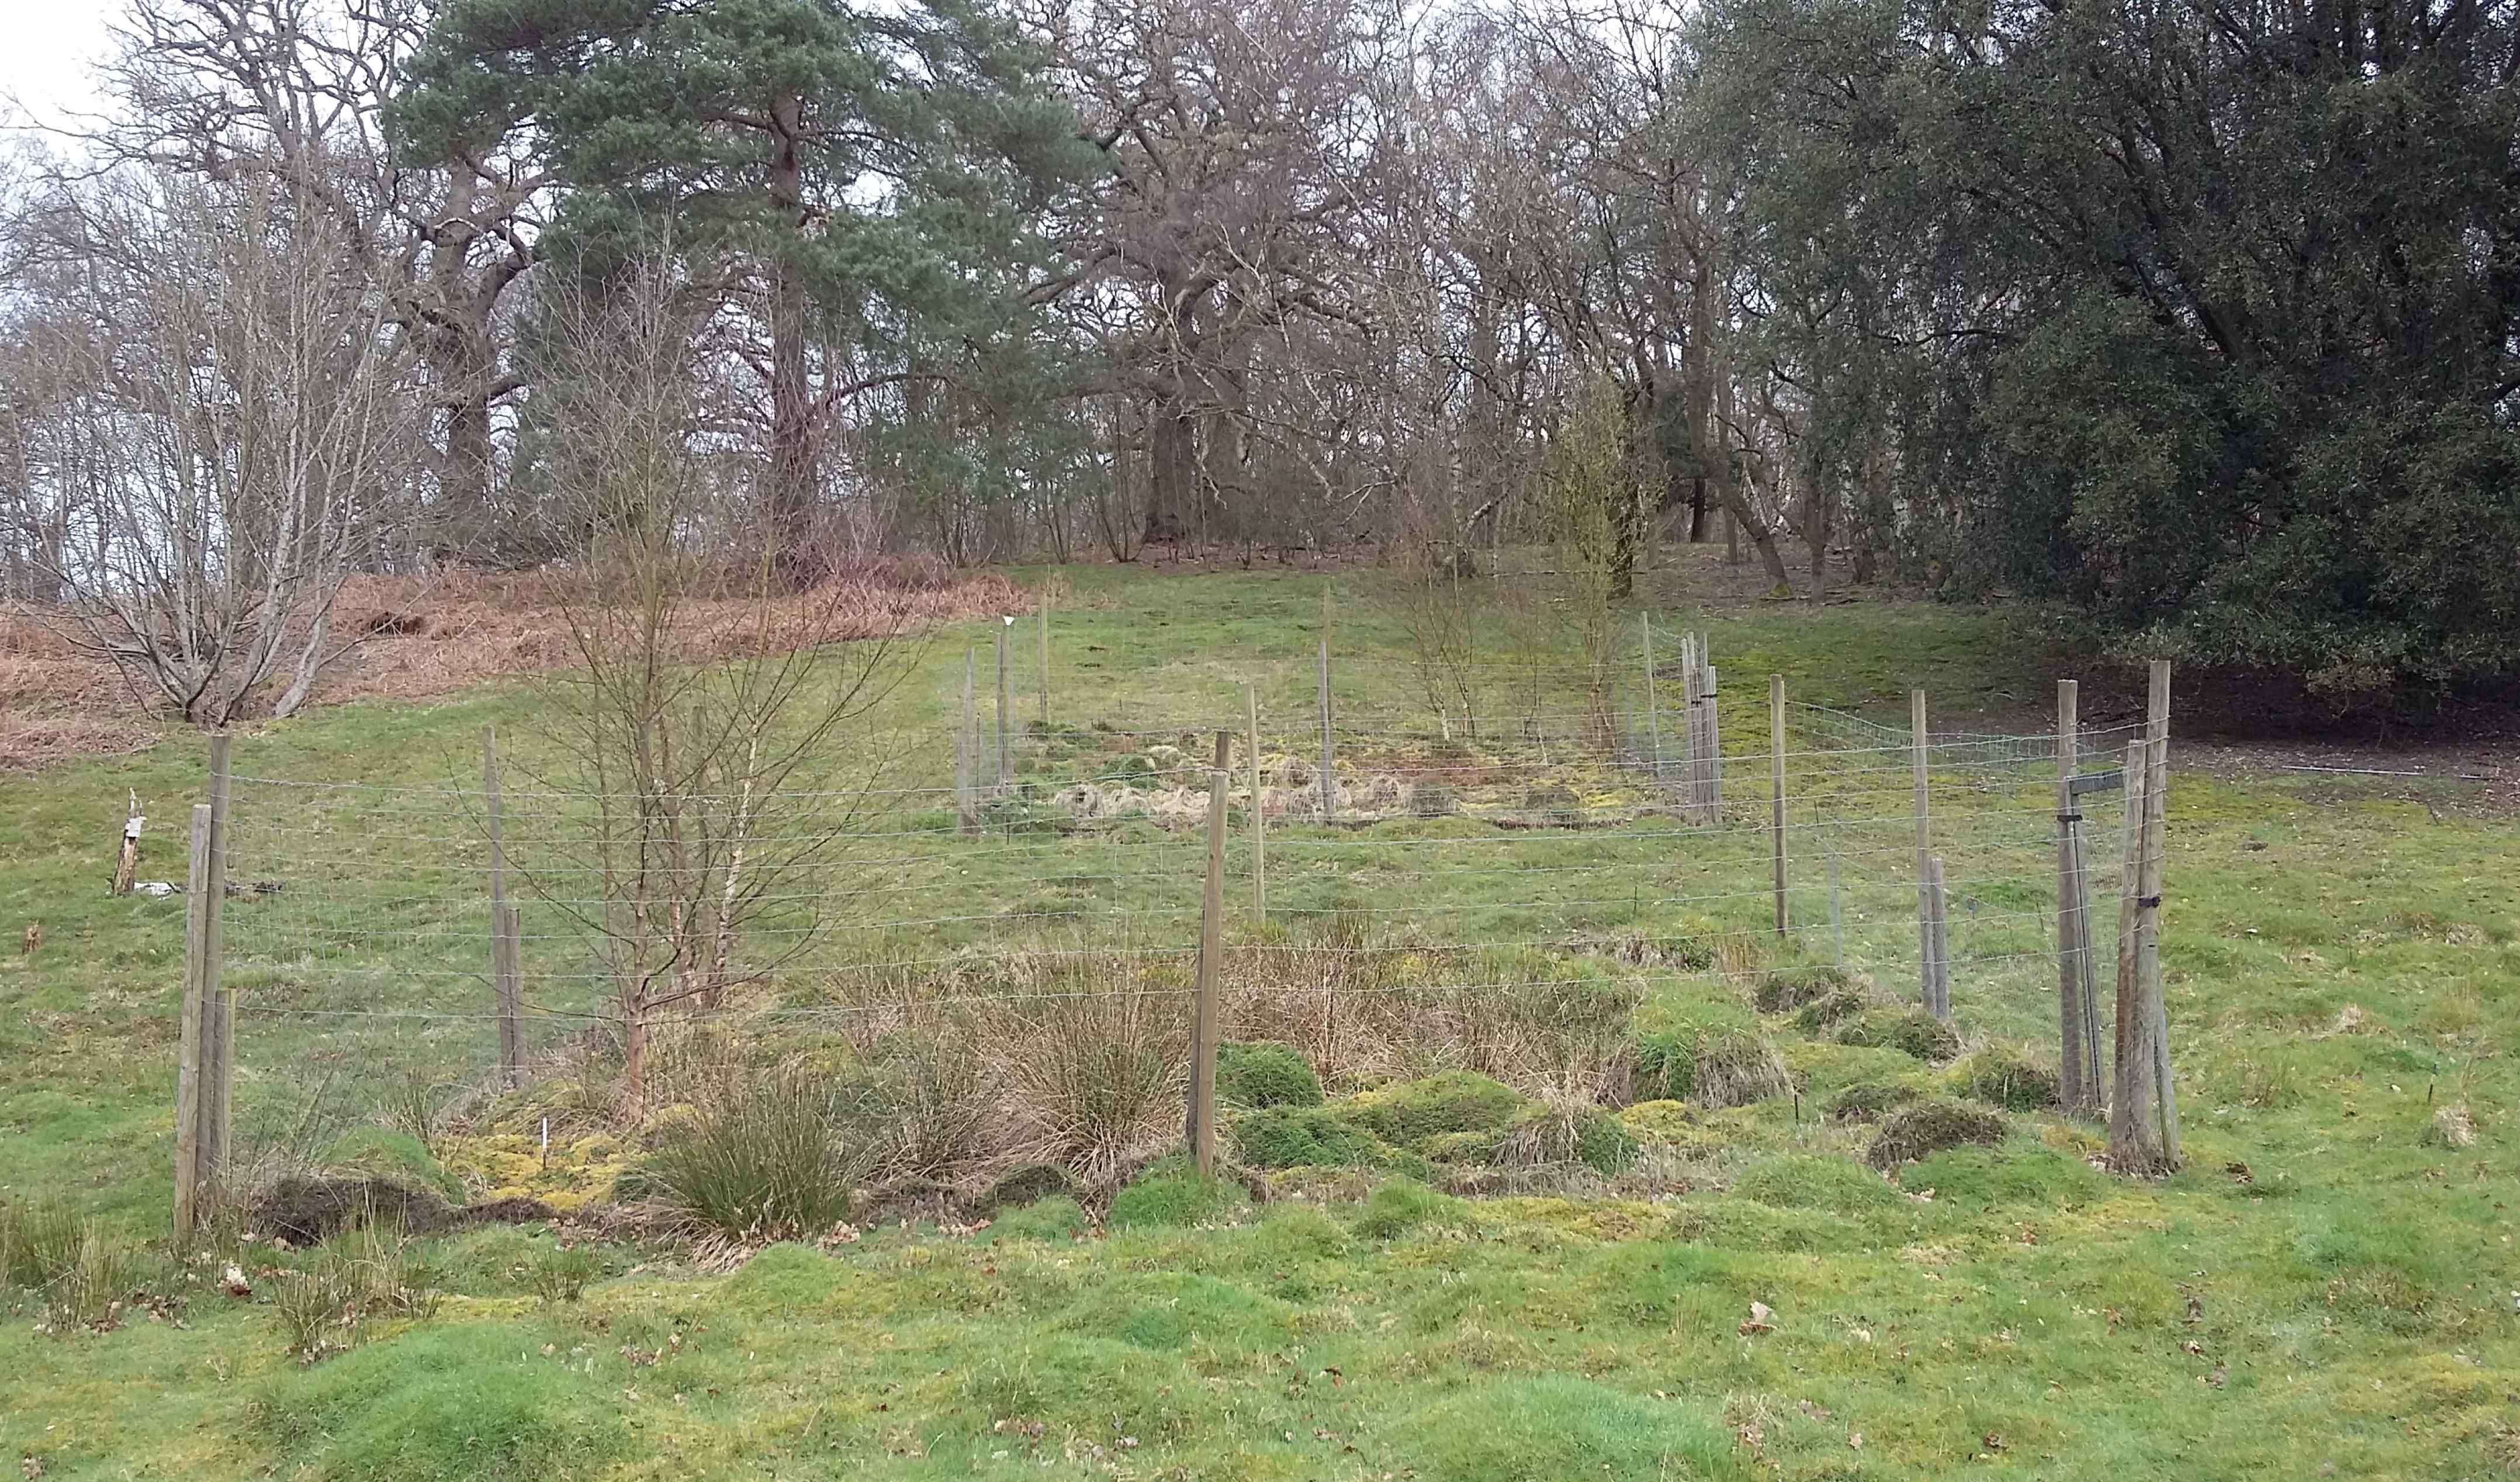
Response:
[169,630,2177,1228]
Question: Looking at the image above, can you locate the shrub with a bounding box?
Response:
[1351,1180,1469,1240]
[1834,1010,1961,1063]
[1950,1047,2061,1111]
[1233,1104,1410,1171]
[1865,1099,2006,1171]
[1827,1080,1922,1124]
[1751,964,1861,1015]
[635,1066,879,1237]
[1216,1041,1323,1109]
[528,1244,601,1304]
[1107,1156,1247,1229]
[1335,1071,1529,1151]
[1632,1028,1791,1108]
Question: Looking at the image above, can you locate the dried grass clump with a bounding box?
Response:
[987,958,1189,1187]
[1632,1026,1792,1109]
[2419,1103,2477,1150]
[1864,1100,2006,1172]
[636,1064,882,1238]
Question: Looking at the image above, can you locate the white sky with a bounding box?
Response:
[0,1,124,130]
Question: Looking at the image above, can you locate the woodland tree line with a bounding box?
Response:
[1,0,2515,712]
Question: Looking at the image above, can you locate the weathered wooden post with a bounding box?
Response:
[1037,590,1051,730]
[2108,737,2161,1169]
[1187,768,1230,1173]
[484,726,524,1088]
[1769,673,1788,937]
[112,790,142,896]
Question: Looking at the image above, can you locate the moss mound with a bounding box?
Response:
[1465,1105,1641,1175]
[1794,988,1871,1032]
[320,1128,466,1204]
[1732,1153,1904,1213]
[1834,1009,1962,1063]
[1827,1079,1923,1124]
[1632,1027,1791,1107]
[1337,1071,1529,1149]
[1865,1099,2007,1171]
[1950,1047,2062,1110]
[1216,1041,1323,1109]
[1351,1179,1470,1239]
[1107,1156,1248,1228]
[1233,1104,1417,1173]
[1752,964,1863,1015]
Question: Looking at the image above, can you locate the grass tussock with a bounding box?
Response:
[635,1065,880,1238]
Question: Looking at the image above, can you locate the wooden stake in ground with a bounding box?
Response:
[111,790,142,896]
[1769,673,1788,936]
[173,802,213,1242]
[1246,685,1266,926]
[1037,590,1051,730]
[1316,635,1336,824]
[1926,854,1950,1016]
[484,726,524,1088]
[1187,767,1230,1173]
[1911,689,1944,1017]
[2107,736,2164,1171]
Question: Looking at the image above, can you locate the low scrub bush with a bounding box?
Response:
[635,1065,880,1237]
[1833,1010,1961,1063]
[1216,1041,1323,1109]
[1864,1100,2006,1171]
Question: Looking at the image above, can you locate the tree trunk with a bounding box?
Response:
[765,94,817,586]
[1144,392,1199,545]
[435,326,496,559]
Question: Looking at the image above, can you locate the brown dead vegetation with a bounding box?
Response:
[0,557,1030,771]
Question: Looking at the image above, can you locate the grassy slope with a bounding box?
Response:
[3,559,2518,1480]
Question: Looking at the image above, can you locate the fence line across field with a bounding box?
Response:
[168,661,2183,1237]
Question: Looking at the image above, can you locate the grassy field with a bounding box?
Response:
[4,555,2518,1480]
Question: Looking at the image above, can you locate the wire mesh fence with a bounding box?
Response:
[197,663,2149,1189]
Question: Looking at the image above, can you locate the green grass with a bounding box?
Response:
[4,559,2520,1477]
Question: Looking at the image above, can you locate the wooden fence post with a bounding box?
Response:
[1642,615,1663,788]
[1769,673,1788,936]
[956,647,977,836]
[1911,690,1940,1016]
[1678,635,1699,818]
[112,790,142,896]
[484,726,524,1088]
[1316,635,1336,824]
[2141,661,2180,1164]
[174,802,213,1242]
[2055,681,2095,1113]
[203,735,233,1197]
[1188,768,1230,1173]
[1037,590,1051,730]
[1704,657,1721,818]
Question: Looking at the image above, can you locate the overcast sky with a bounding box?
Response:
[1,2,121,130]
